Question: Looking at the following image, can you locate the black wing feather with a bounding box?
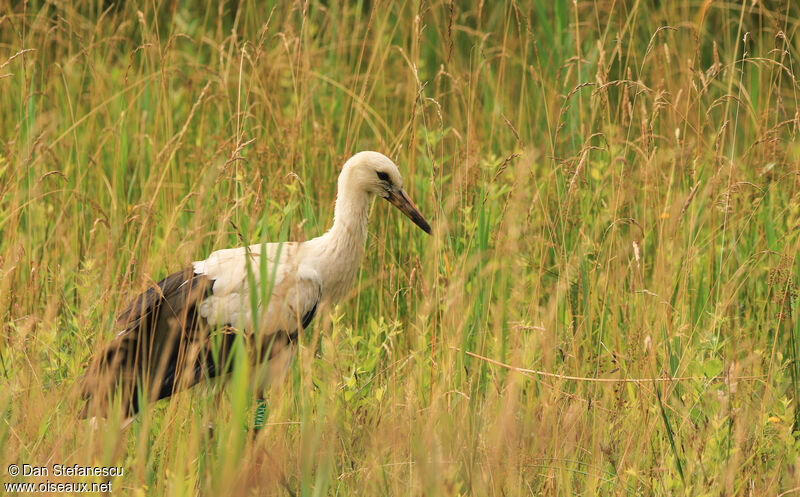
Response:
[81,266,321,417]
[81,268,221,416]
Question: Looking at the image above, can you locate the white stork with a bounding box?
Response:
[80,151,431,421]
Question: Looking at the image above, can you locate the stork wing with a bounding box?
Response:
[80,268,214,416]
[81,242,321,417]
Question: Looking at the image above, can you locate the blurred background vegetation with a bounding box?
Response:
[1,0,800,494]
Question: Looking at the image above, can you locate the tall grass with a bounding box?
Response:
[2,0,800,494]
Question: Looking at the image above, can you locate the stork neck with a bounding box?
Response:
[307,184,372,304]
[329,180,371,247]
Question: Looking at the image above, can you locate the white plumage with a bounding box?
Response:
[81,151,431,418]
[192,242,320,337]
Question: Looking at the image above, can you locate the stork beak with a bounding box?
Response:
[386,188,432,235]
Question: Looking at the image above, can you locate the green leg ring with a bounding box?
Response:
[253,398,268,431]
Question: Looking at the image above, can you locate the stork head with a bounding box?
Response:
[340,151,432,234]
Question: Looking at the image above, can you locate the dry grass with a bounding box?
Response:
[2,0,800,494]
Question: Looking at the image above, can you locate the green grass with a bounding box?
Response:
[2,0,800,494]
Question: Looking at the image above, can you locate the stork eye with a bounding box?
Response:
[376,171,391,182]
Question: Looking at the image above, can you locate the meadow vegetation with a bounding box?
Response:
[2,0,800,494]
